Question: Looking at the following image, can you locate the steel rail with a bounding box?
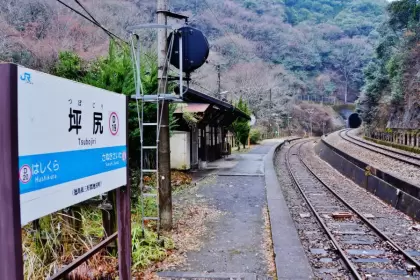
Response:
[291,140,420,273]
[345,129,420,161]
[339,130,420,168]
[285,139,363,280]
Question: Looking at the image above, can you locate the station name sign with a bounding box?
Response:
[17,66,127,225]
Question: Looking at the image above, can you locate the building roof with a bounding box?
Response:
[175,86,251,121]
[174,103,210,114]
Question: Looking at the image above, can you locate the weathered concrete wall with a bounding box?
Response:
[315,140,420,221]
[365,128,420,150]
[170,131,190,170]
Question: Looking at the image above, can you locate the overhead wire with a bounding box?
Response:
[57,0,213,97]
[73,0,116,40]
[55,0,127,45]
[56,0,159,70]
[189,80,215,94]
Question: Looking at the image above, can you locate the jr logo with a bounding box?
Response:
[20,72,32,84]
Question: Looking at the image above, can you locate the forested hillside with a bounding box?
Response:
[0,0,388,133]
[176,0,387,103]
[358,0,420,129]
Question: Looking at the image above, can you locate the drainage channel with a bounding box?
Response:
[286,140,420,280]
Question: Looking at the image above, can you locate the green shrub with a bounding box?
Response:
[230,97,251,149]
[249,129,261,144]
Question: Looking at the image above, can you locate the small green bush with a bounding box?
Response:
[249,129,261,144]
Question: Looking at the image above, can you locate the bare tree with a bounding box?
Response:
[331,38,371,103]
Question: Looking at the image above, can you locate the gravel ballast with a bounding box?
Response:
[324,130,420,186]
[301,140,420,256]
[349,128,420,159]
[274,141,350,279]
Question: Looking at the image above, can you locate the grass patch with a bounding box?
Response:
[229,249,242,255]
[22,169,206,280]
[262,206,276,279]
[23,208,106,279]
[22,169,215,279]
[23,199,175,279]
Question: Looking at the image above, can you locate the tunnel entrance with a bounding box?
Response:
[348,113,362,128]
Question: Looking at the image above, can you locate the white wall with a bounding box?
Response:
[170,131,190,170]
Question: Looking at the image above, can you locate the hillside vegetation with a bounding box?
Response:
[0,0,388,134]
[358,0,420,130]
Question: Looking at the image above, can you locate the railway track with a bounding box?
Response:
[286,140,420,279]
[338,130,420,168]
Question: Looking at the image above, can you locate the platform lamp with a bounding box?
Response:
[220,90,229,101]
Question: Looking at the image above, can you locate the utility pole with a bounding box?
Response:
[310,111,313,137]
[269,89,272,137]
[217,65,221,99]
[307,109,314,137]
[157,0,172,230]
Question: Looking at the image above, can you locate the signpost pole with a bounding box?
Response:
[116,96,132,279]
[0,64,24,280]
[157,0,172,230]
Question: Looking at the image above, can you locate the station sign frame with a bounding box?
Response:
[0,63,132,280]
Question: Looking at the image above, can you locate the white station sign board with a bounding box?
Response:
[18,67,127,225]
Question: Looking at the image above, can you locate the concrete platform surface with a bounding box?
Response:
[264,141,314,279]
[164,140,312,279]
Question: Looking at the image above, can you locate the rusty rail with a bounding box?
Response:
[285,140,363,280]
[286,140,420,278]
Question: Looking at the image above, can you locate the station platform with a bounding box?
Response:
[159,140,313,280]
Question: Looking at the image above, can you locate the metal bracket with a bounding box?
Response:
[130,94,184,103]
[127,24,173,32]
[156,10,189,21]
[167,75,191,82]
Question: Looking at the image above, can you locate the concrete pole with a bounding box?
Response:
[217,65,221,99]
[310,118,313,137]
[307,109,314,137]
[157,0,172,230]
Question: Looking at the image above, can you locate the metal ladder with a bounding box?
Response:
[129,22,185,239]
[129,34,162,238]
[139,91,161,237]
[130,31,176,239]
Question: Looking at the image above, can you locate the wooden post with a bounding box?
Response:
[116,185,131,279]
[116,96,132,280]
[203,127,208,162]
[101,191,117,253]
[157,0,172,230]
[0,64,24,280]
